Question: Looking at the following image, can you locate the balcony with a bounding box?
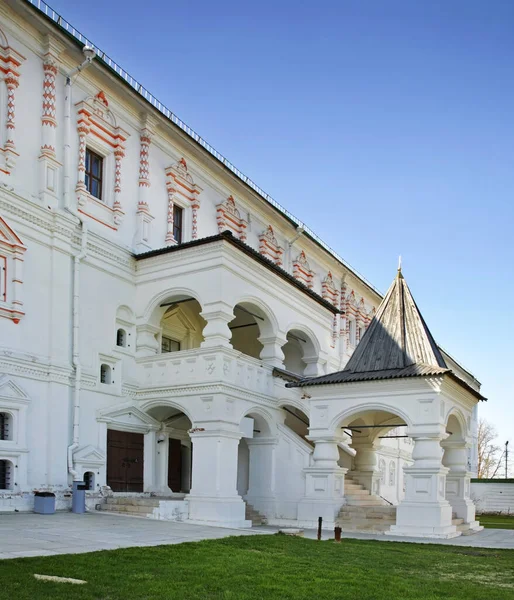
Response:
[137,346,274,396]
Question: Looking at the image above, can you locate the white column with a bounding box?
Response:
[302,354,326,377]
[136,324,160,357]
[245,437,277,515]
[147,432,172,495]
[200,302,234,349]
[297,435,347,529]
[391,433,458,538]
[258,334,287,368]
[188,427,249,527]
[442,440,482,531]
[351,442,381,495]
[143,430,157,492]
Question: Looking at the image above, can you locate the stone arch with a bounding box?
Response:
[276,398,311,419]
[329,402,414,436]
[281,322,322,376]
[140,287,205,325]
[229,296,279,359]
[238,405,276,437]
[140,399,196,426]
[444,407,468,442]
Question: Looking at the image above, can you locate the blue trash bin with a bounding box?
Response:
[72,481,86,513]
[34,492,56,514]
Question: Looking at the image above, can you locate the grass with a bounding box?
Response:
[0,535,513,600]
[479,514,514,529]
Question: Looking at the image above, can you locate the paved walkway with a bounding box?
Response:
[0,512,512,559]
[0,512,269,559]
[300,527,514,549]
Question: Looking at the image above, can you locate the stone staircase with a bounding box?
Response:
[245,502,266,526]
[452,515,483,536]
[100,496,161,517]
[98,495,188,521]
[337,475,396,533]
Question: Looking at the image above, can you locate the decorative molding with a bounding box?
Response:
[75,91,130,229]
[165,157,202,244]
[0,214,26,323]
[259,225,283,266]
[0,27,26,176]
[292,250,313,289]
[321,271,338,306]
[216,195,247,241]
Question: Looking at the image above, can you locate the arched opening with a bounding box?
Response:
[237,410,274,524]
[0,459,13,490]
[83,471,95,490]
[100,364,112,385]
[281,329,318,376]
[159,297,205,353]
[229,303,272,360]
[146,406,193,494]
[0,412,12,441]
[280,404,310,442]
[338,408,412,505]
[116,328,127,347]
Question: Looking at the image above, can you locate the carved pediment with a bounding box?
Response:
[97,402,159,432]
[73,445,105,466]
[0,375,29,403]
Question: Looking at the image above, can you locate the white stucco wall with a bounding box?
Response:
[471,482,514,513]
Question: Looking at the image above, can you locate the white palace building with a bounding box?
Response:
[0,0,484,537]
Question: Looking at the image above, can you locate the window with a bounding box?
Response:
[173,204,183,243]
[358,326,365,342]
[162,336,180,353]
[0,460,12,490]
[116,328,126,348]
[84,471,95,490]
[100,364,112,384]
[0,413,11,441]
[85,148,104,200]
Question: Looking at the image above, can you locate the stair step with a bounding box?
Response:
[106,497,160,507]
[452,518,464,526]
[101,504,153,515]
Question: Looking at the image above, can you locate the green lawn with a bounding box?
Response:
[479,514,514,529]
[0,535,513,600]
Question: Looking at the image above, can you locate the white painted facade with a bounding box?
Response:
[0,0,483,537]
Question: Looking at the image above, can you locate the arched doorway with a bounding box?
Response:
[338,408,411,502]
[146,406,193,494]
[229,301,276,361]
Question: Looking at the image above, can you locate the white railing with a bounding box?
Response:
[137,347,274,396]
[23,0,380,297]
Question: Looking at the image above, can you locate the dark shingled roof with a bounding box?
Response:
[287,268,485,401]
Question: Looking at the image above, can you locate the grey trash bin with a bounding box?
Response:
[72,481,87,513]
[34,491,56,514]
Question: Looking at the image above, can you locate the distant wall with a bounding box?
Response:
[471,480,514,513]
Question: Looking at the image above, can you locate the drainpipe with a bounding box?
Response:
[67,214,88,481]
[63,46,95,480]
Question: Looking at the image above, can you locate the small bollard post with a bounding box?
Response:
[334,526,342,543]
[317,517,322,541]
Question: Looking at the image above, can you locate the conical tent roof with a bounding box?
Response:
[288,268,484,400]
[344,268,447,374]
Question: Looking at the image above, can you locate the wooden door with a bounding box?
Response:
[107,430,144,492]
[168,438,182,492]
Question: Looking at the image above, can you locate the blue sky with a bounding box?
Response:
[47,0,513,448]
